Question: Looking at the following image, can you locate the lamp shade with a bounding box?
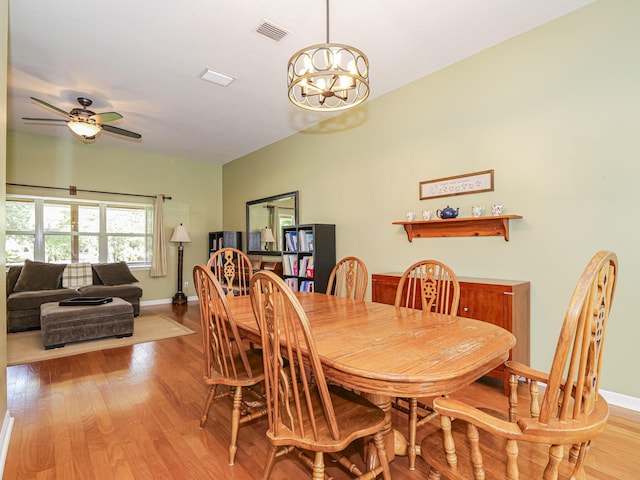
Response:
[170,223,192,243]
[261,227,275,243]
[67,120,101,137]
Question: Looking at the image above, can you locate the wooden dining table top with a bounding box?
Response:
[227,292,516,399]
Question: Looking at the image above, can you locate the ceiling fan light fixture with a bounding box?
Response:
[287,0,369,112]
[67,120,101,138]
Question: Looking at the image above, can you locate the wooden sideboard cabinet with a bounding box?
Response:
[371,273,530,389]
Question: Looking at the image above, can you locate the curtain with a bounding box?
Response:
[270,206,280,251]
[150,194,168,277]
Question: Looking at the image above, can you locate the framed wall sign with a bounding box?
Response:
[420,169,494,200]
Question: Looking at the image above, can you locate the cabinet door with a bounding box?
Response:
[371,274,402,305]
[458,287,512,382]
[458,289,507,329]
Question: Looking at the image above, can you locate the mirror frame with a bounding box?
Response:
[246,191,299,256]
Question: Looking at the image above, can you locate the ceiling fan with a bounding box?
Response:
[22,96,142,140]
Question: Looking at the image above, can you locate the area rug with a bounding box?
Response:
[6,314,195,366]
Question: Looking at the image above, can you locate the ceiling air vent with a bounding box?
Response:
[256,20,289,42]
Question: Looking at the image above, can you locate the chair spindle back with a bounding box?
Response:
[395,259,460,314]
[206,247,253,298]
[540,250,617,424]
[193,264,256,381]
[326,256,369,301]
[250,270,340,442]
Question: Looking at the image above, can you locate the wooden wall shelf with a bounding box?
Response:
[393,215,522,242]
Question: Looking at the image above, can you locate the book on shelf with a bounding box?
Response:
[298,255,314,278]
[297,230,314,252]
[285,231,298,252]
[306,255,314,278]
[299,256,308,278]
[299,280,314,292]
[283,254,298,276]
[285,277,299,292]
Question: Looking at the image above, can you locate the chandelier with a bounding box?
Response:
[287,0,369,112]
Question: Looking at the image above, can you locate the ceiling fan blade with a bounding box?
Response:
[101,124,142,139]
[22,117,67,122]
[91,112,123,123]
[30,97,69,117]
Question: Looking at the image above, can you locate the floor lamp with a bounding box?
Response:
[170,223,191,306]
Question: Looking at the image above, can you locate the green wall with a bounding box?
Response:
[223,0,640,398]
[6,130,223,301]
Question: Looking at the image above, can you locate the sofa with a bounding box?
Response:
[6,260,143,333]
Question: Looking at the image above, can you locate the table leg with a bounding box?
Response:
[361,393,411,465]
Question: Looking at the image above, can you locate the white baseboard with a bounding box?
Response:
[0,410,14,478]
[601,389,640,412]
[140,298,172,306]
[140,296,198,307]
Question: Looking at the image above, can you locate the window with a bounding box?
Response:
[6,196,153,266]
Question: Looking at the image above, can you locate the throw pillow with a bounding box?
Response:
[13,260,67,292]
[93,262,139,286]
[62,262,93,288]
[6,266,22,296]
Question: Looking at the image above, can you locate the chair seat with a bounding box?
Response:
[420,414,593,480]
[206,348,265,387]
[267,383,386,453]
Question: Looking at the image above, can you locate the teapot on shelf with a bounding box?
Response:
[436,205,459,219]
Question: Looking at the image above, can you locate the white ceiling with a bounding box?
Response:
[7,0,594,165]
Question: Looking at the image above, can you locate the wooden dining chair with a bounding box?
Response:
[192,264,267,466]
[394,259,460,313]
[393,259,461,469]
[420,250,618,480]
[207,247,253,297]
[249,270,392,480]
[326,256,369,301]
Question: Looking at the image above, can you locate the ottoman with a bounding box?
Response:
[40,297,134,349]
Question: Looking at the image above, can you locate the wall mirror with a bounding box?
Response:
[246,191,299,255]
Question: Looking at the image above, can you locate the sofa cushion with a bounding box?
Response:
[7,288,79,310]
[62,262,93,288]
[92,262,139,286]
[13,260,67,292]
[79,284,143,299]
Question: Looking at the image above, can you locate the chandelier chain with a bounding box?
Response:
[326,0,330,44]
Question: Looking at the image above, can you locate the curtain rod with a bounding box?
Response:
[6,183,171,201]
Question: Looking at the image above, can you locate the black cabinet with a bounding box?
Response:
[281,224,336,293]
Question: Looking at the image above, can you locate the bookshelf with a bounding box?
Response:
[281,224,336,293]
[208,231,242,260]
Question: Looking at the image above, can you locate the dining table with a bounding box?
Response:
[227,291,516,464]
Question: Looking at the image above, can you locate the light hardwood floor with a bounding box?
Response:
[5,302,640,479]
